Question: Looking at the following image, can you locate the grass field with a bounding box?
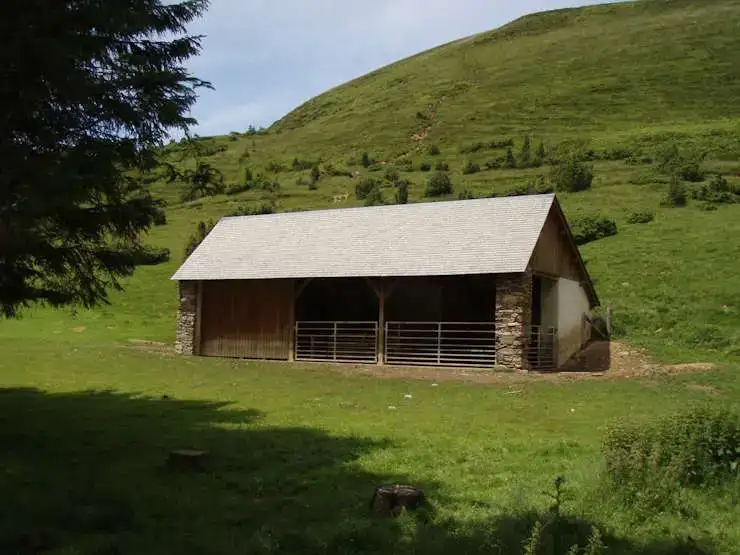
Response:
[2,0,740,553]
[1,338,739,554]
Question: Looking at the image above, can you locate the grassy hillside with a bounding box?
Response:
[4,0,740,362]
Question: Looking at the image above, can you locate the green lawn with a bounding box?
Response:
[0,337,738,554]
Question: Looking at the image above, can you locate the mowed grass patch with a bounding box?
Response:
[0,338,739,554]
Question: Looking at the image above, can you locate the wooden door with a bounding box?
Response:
[200,280,293,359]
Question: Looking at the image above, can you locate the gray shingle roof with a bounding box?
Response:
[172,194,556,281]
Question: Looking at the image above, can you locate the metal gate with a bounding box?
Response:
[385,322,497,367]
[294,321,378,363]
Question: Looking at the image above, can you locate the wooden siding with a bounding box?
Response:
[200,279,293,359]
[528,206,583,282]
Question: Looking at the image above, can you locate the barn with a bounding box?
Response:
[172,194,599,371]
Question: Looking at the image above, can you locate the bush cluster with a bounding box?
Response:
[662,177,688,207]
[550,155,594,193]
[428,144,440,156]
[656,144,705,182]
[626,210,654,224]
[462,160,481,175]
[425,171,453,197]
[355,178,380,200]
[419,161,432,172]
[395,179,409,204]
[384,167,400,183]
[602,407,740,509]
[434,160,449,171]
[291,157,317,171]
[504,176,554,197]
[691,174,740,206]
[570,216,617,246]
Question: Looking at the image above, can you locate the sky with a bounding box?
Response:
[185,0,616,136]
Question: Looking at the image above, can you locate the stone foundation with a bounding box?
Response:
[494,273,532,372]
[175,281,199,355]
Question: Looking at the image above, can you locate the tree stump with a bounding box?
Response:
[370,484,425,517]
[167,449,208,473]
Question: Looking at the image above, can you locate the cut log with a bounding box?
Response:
[167,449,208,472]
[370,484,425,517]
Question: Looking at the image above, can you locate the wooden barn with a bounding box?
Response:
[172,194,599,371]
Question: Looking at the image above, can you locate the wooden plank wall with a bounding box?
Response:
[199,279,293,360]
[529,207,583,282]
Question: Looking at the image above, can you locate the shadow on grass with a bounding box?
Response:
[0,387,717,555]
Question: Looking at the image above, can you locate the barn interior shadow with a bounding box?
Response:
[0,387,715,555]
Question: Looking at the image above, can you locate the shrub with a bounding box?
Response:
[488,138,514,149]
[662,177,688,207]
[364,185,384,206]
[395,180,409,204]
[505,147,517,169]
[266,160,285,173]
[153,211,167,226]
[184,219,215,259]
[505,176,554,197]
[291,157,316,171]
[434,160,449,171]
[656,143,705,182]
[428,144,440,156]
[419,161,432,172]
[691,174,740,205]
[310,165,320,183]
[228,201,276,217]
[550,155,593,193]
[384,167,400,183]
[225,182,252,195]
[603,407,740,496]
[626,210,654,224]
[425,171,453,197]
[361,152,372,168]
[462,160,481,175]
[570,216,617,245]
[457,189,474,200]
[133,245,170,265]
[460,141,485,154]
[355,177,379,200]
[485,158,504,171]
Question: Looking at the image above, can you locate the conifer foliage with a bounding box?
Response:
[0,0,210,316]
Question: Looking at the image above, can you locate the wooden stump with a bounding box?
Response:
[167,449,208,473]
[370,484,425,517]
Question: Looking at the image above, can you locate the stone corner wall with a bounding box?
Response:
[175,281,199,356]
[494,273,532,372]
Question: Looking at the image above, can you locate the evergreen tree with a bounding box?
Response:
[0,0,209,317]
[395,180,409,204]
[520,136,532,166]
[536,140,547,162]
[505,147,517,169]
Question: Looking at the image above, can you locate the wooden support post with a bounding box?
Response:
[288,279,296,362]
[377,281,386,365]
[194,281,203,355]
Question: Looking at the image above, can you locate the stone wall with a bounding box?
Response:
[175,281,199,355]
[494,273,532,371]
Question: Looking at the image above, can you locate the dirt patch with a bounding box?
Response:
[307,340,718,385]
[127,339,175,356]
